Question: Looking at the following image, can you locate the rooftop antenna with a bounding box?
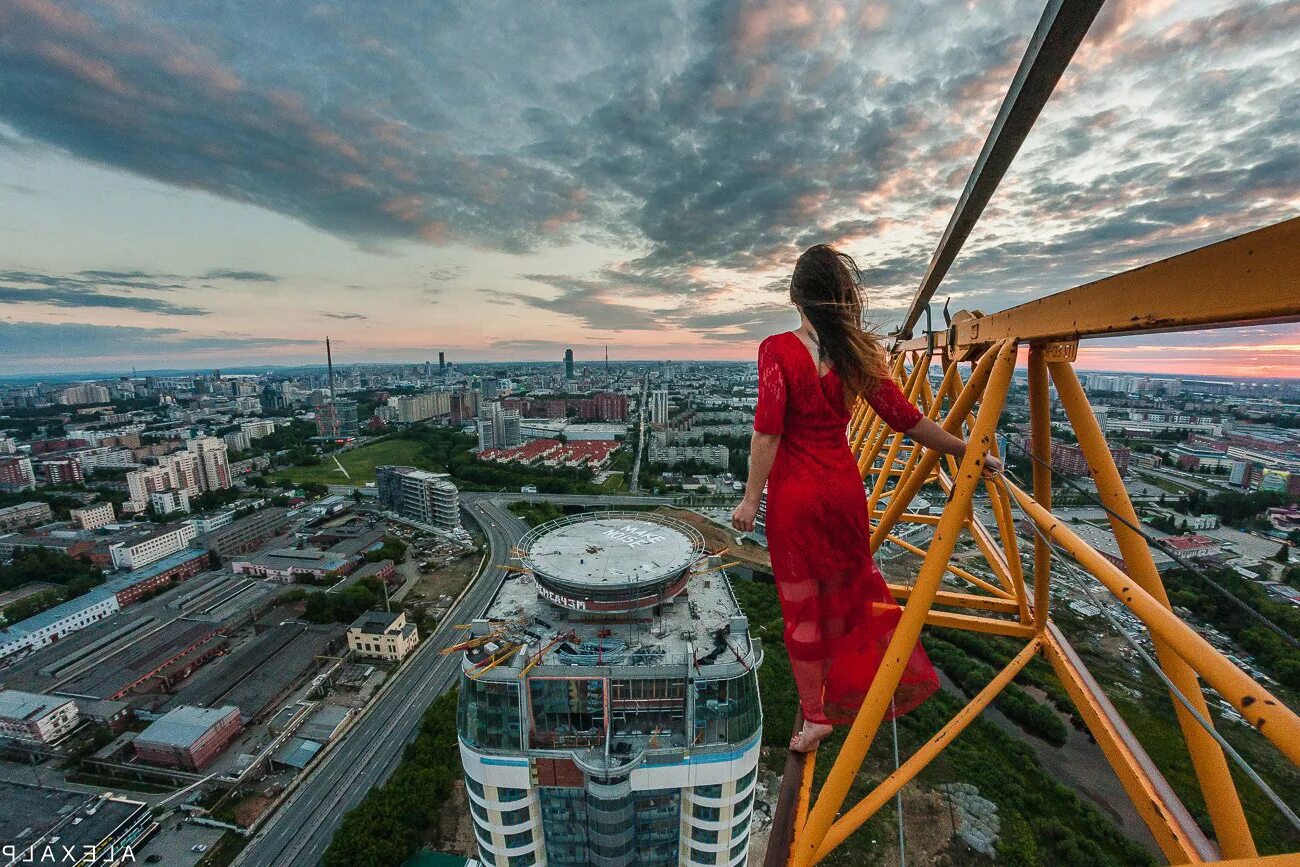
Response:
[325,336,336,400]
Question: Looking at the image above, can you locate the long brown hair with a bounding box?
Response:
[790,244,889,404]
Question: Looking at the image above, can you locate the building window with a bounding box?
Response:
[466,777,485,798]
[694,784,723,799]
[470,798,489,822]
[528,677,605,748]
[691,826,719,844]
[458,677,523,751]
[691,803,721,822]
[505,831,532,848]
[498,786,528,802]
[690,846,715,865]
[693,671,761,745]
[507,854,536,867]
[501,806,530,826]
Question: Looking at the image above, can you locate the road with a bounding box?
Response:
[629,374,648,493]
[234,497,528,867]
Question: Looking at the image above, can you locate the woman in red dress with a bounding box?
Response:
[732,245,1001,752]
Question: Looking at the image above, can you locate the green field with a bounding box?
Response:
[274,438,432,486]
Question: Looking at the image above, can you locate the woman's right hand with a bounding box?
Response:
[731,497,759,532]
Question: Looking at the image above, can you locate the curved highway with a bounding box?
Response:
[234,497,527,867]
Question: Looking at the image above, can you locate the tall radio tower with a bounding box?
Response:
[325,336,336,399]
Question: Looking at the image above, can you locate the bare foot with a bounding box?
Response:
[790,721,833,753]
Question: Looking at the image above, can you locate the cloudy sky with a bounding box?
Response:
[1,0,1297,376]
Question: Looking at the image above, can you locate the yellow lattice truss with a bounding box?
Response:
[769,217,1300,867]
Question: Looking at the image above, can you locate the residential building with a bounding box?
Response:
[457,513,761,867]
[0,690,80,744]
[0,501,53,531]
[57,383,111,405]
[0,456,36,492]
[151,489,192,516]
[651,389,669,425]
[346,610,419,661]
[648,442,730,470]
[478,401,522,450]
[223,430,252,452]
[395,392,450,423]
[241,419,277,439]
[34,456,84,486]
[375,466,461,530]
[70,502,115,530]
[109,522,198,570]
[133,705,242,770]
[186,436,232,490]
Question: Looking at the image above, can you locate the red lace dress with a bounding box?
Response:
[755,330,939,725]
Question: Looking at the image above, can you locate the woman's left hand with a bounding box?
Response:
[732,498,759,532]
[982,453,1004,478]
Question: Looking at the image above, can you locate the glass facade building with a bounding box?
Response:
[457,513,763,867]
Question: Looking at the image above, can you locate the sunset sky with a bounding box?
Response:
[1,0,1297,376]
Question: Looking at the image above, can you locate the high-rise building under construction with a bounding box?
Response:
[456,512,762,867]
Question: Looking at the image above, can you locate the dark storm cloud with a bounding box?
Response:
[2,0,1298,337]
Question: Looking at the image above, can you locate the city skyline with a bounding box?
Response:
[1,1,1298,376]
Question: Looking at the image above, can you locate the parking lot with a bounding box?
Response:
[133,817,225,866]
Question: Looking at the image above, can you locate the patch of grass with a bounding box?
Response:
[276,437,431,486]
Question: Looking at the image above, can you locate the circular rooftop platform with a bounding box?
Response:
[519,512,705,611]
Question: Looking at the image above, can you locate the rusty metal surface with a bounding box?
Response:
[764,711,814,867]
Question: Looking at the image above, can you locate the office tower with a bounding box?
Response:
[439,351,446,373]
[650,389,669,426]
[483,378,500,401]
[457,512,761,867]
[375,466,461,530]
[564,348,575,380]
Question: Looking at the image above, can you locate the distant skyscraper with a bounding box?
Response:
[457,513,761,867]
[316,397,360,439]
[439,351,446,373]
[564,348,575,379]
[650,389,669,426]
